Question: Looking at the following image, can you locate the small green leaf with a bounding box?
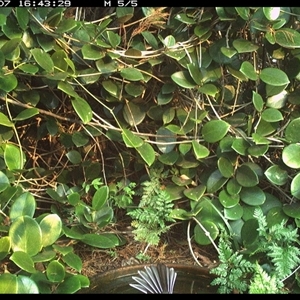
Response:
[136,142,156,166]
[240,186,266,206]
[81,44,104,60]
[16,7,29,30]
[265,165,288,186]
[66,150,82,164]
[55,276,82,294]
[16,275,39,294]
[40,214,62,247]
[158,151,179,165]
[224,204,243,220]
[275,28,300,49]
[0,274,17,293]
[194,220,219,245]
[252,91,264,112]
[120,67,144,81]
[232,39,259,53]
[198,83,219,96]
[202,120,230,143]
[261,108,283,122]
[236,164,259,187]
[156,126,176,153]
[80,233,119,248]
[30,48,54,72]
[221,47,237,58]
[13,108,39,121]
[217,157,234,178]
[240,61,258,80]
[46,260,65,282]
[291,172,300,199]
[171,71,197,88]
[4,144,25,170]
[263,7,280,20]
[283,202,300,218]
[121,128,143,148]
[260,68,290,86]
[125,82,145,97]
[71,97,93,124]
[123,102,146,126]
[0,236,10,261]
[58,81,79,98]
[219,190,239,208]
[18,64,39,74]
[0,112,13,127]
[285,117,300,143]
[0,73,18,92]
[62,252,82,273]
[183,185,206,201]
[191,140,210,160]
[10,192,36,221]
[92,186,109,210]
[207,169,228,193]
[10,251,36,273]
[282,144,300,169]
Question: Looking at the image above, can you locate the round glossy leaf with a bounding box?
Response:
[13,108,39,121]
[81,233,119,248]
[236,164,259,187]
[224,204,243,220]
[10,192,36,221]
[0,170,10,193]
[158,151,179,165]
[226,178,242,195]
[198,83,219,96]
[30,48,54,72]
[217,157,234,178]
[72,132,89,147]
[123,102,146,126]
[291,172,300,199]
[187,63,203,85]
[62,252,82,273]
[9,216,42,256]
[55,276,82,294]
[247,144,269,157]
[233,39,259,53]
[179,143,191,155]
[240,186,266,206]
[241,218,259,246]
[156,126,176,153]
[192,140,209,160]
[171,70,197,88]
[16,275,39,294]
[209,38,236,64]
[162,107,176,125]
[260,68,290,86]
[263,7,280,20]
[251,133,270,145]
[0,73,17,92]
[255,119,278,136]
[40,214,62,247]
[120,67,144,81]
[157,91,173,105]
[121,128,143,148]
[46,260,65,282]
[0,236,10,260]
[275,28,300,48]
[194,220,219,245]
[261,108,283,122]
[136,142,156,167]
[4,143,25,170]
[183,184,206,201]
[220,47,237,58]
[71,97,92,124]
[282,144,300,169]
[81,44,104,60]
[264,165,288,186]
[10,251,36,273]
[240,61,258,80]
[206,169,228,193]
[218,189,239,208]
[252,91,264,112]
[0,273,17,293]
[285,117,300,143]
[283,202,300,218]
[125,82,145,97]
[266,207,288,227]
[202,120,230,143]
[66,150,81,164]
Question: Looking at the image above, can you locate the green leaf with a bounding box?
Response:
[66,150,82,164]
[55,276,82,294]
[233,39,259,53]
[0,170,10,193]
[265,165,288,186]
[10,192,36,221]
[252,91,264,112]
[224,204,243,220]
[207,169,228,193]
[183,185,206,201]
[30,48,54,72]
[71,97,93,124]
[235,7,250,20]
[40,214,62,247]
[198,83,219,96]
[236,164,259,187]
[9,216,42,256]
[240,61,258,80]
[171,70,197,88]
[260,68,290,86]
[158,151,179,165]
[0,273,17,293]
[240,186,266,206]
[194,220,219,245]
[81,44,104,60]
[187,63,203,85]
[241,218,259,246]
[1,38,21,57]
[192,140,209,160]
[221,47,237,58]
[283,202,300,218]
[62,252,82,273]
[16,7,29,30]
[123,102,146,126]
[217,157,234,178]
[291,172,300,199]
[4,143,25,170]
[219,189,239,208]
[16,275,39,294]
[0,236,10,261]
[116,7,134,23]
[285,117,300,143]
[163,35,176,47]
[263,7,280,20]
[18,64,39,74]
[261,108,283,122]
[202,120,230,143]
[13,108,39,121]
[0,73,18,92]
[136,142,156,166]
[141,31,158,49]
[275,28,300,48]
[80,233,119,248]
[120,67,144,81]
[55,18,78,33]
[156,126,176,153]
[58,81,79,98]
[46,260,65,282]
[92,186,108,210]
[10,251,36,273]
[125,82,145,97]
[121,128,143,148]
[0,112,13,127]
[282,144,300,169]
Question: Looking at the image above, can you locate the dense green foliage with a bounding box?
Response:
[1,6,300,293]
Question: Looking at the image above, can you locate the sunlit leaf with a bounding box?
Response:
[282,144,300,169]
[71,97,93,124]
[260,68,290,86]
[30,48,54,72]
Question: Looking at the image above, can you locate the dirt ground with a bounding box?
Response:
[76,221,219,279]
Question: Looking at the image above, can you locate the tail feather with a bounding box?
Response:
[130,263,177,294]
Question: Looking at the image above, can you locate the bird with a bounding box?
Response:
[129,263,177,294]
